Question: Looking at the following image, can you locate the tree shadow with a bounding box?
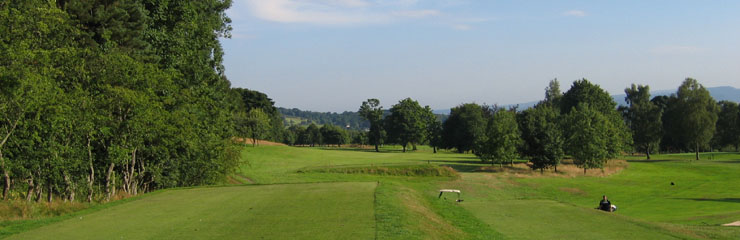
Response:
[714,160,740,164]
[318,147,406,153]
[672,198,740,203]
[626,159,679,163]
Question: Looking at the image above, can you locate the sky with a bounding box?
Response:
[221,0,740,112]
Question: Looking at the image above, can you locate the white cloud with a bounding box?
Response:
[392,9,440,18]
[650,45,706,55]
[245,0,442,25]
[562,10,586,17]
[246,0,389,25]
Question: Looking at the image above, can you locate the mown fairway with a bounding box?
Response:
[5,146,740,239]
[7,182,376,240]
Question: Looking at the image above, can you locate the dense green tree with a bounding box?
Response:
[561,79,632,153]
[385,98,427,152]
[442,103,486,153]
[244,109,271,146]
[673,79,718,160]
[359,99,385,152]
[518,104,564,173]
[321,125,348,147]
[623,84,663,159]
[544,79,562,108]
[306,124,322,147]
[713,101,740,151]
[475,109,521,166]
[423,106,443,153]
[562,104,620,174]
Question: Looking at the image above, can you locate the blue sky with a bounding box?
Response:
[221,0,740,112]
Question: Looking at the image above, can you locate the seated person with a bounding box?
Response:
[599,195,612,212]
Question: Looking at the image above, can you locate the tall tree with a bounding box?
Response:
[544,78,562,108]
[358,99,384,152]
[385,98,427,152]
[519,104,564,173]
[624,84,663,159]
[245,109,271,146]
[442,103,487,153]
[423,106,443,153]
[713,101,740,151]
[673,78,718,160]
[475,109,522,166]
[562,104,619,174]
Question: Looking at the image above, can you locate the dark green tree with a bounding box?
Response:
[385,98,427,152]
[358,99,384,152]
[475,109,522,166]
[624,84,663,159]
[562,104,620,174]
[519,104,564,173]
[673,78,718,160]
[713,101,740,151]
[442,103,487,153]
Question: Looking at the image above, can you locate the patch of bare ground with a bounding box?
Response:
[475,159,628,178]
[398,187,465,239]
[722,221,740,226]
[227,173,255,185]
[559,187,588,196]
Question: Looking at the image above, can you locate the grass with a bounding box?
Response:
[5,145,740,239]
[7,182,376,240]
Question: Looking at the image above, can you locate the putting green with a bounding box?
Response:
[8,182,376,240]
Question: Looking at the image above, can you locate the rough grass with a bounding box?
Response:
[299,164,459,177]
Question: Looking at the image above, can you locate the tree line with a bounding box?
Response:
[0,1,241,202]
[355,78,734,173]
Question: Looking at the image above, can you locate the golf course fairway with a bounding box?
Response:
[7,182,376,240]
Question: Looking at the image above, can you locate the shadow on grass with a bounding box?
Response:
[672,198,740,203]
[318,147,406,153]
[626,159,679,163]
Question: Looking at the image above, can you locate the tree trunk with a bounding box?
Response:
[695,143,700,160]
[554,165,558,173]
[646,148,651,160]
[374,144,379,152]
[26,177,34,202]
[87,137,94,202]
[47,184,53,203]
[583,168,587,175]
[433,146,437,153]
[402,145,406,153]
[105,162,115,201]
[0,151,9,200]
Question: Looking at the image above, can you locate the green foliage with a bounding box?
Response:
[359,98,385,151]
[673,78,719,159]
[0,0,240,202]
[518,104,564,172]
[623,84,663,159]
[244,109,271,146]
[442,103,487,153]
[475,109,522,166]
[384,98,428,152]
[562,104,621,172]
[713,101,739,150]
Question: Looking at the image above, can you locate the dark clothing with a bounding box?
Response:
[599,199,611,211]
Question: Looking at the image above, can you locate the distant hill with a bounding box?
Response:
[434,86,740,114]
